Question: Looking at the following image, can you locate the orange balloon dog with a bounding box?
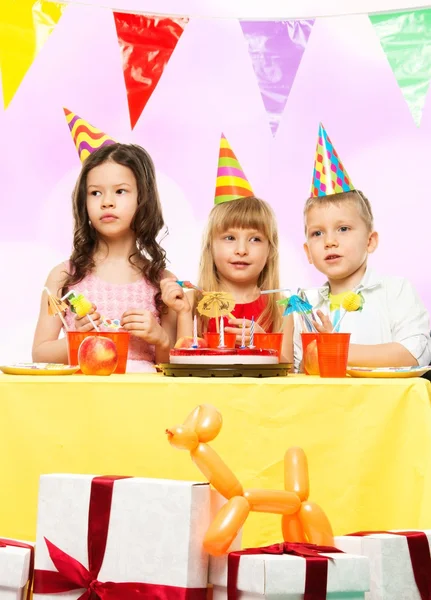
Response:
[166,404,333,555]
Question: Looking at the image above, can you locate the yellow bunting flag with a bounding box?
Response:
[0,0,64,109]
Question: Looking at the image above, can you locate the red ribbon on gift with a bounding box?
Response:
[0,538,34,600]
[228,542,344,600]
[33,475,207,600]
[349,530,431,600]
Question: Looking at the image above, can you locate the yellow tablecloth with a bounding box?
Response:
[1,373,431,548]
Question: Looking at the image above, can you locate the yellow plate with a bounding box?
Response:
[347,366,431,379]
[0,363,79,376]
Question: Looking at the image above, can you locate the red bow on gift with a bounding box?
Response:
[0,538,34,600]
[228,541,344,600]
[33,476,207,600]
[349,530,431,600]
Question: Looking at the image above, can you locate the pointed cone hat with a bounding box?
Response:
[214,133,254,205]
[310,123,354,197]
[64,108,116,163]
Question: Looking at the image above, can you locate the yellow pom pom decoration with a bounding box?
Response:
[69,294,92,318]
[341,291,364,312]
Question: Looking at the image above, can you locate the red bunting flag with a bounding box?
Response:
[113,12,188,129]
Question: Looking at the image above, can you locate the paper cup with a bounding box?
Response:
[316,333,351,377]
[204,333,236,349]
[67,330,130,374]
[254,333,283,358]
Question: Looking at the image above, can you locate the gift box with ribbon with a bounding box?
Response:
[0,538,34,600]
[335,531,431,600]
[33,474,211,600]
[209,542,370,600]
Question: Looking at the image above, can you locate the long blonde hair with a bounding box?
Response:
[197,196,282,332]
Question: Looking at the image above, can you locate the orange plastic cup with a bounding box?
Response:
[204,332,236,349]
[316,333,351,378]
[254,333,283,358]
[66,330,130,374]
[301,332,319,375]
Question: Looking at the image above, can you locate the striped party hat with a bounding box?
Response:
[214,134,254,205]
[310,123,354,197]
[64,108,116,163]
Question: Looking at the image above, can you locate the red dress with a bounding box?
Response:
[206,295,272,332]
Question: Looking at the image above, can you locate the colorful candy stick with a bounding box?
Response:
[240,317,246,348]
[249,316,255,348]
[219,316,225,347]
[192,315,198,348]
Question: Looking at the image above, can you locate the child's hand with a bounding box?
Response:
[225,318,265,346]
[121,309,168,347]
[160,277,192,314]
[312,310,334,333]
[74,304,102,332]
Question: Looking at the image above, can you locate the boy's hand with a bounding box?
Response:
[312,310,334,333]
[225,317,265,346]
[74,304,102,332]
[121,309,168,347]
[160,278,192,314]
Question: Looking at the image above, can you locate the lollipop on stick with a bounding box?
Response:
[332,291,364,331]
[44,287,69,331]
[61,290,100,332]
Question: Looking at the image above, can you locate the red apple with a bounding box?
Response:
[78,335,118,376]
[304,340,320,375]
[174,336,207,349]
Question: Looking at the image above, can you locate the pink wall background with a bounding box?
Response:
[1,2,430,362]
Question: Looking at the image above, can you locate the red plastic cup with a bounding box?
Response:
[316,333,351,378]
[204,332,236,349]
[301,332,319,375]
[254,333,283,358]
[66,330,130,374]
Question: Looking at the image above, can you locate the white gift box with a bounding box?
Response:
[209,549,370,600]
[0,539,34,600]
[335,531,431,600]
[33,474,211,599]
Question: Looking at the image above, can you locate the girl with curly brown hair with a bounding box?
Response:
[32,143,177,372]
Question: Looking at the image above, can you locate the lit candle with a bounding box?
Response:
[192,315,198,348]
[241,317,246,348]
[249,316,255,348]
[219,317,225,347]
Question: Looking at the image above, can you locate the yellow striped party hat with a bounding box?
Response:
[214,134,254,204]
[64,108,116,163]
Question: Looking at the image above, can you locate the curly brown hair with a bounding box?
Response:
[61,143,167,312]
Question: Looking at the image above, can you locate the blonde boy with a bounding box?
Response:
[294,190,431,371]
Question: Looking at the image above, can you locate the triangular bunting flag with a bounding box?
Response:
[113,12,188,129]
[370,8,431,127]
[0,0,64,109]
[215,134,254,205]
[64,108,116,163]
[240,20,314,136]
[311,123,354,197]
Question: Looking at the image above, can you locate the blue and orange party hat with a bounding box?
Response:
[310,123,354,197]
[64,108,116,163]
[214,134,254,204]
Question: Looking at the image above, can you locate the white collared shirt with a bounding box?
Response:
[293,268,431,371]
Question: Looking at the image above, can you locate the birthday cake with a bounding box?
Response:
[169,347,278,365]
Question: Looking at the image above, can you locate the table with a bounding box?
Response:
[1,373,431,548]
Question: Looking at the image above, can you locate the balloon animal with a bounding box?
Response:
[166,404,334,555]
